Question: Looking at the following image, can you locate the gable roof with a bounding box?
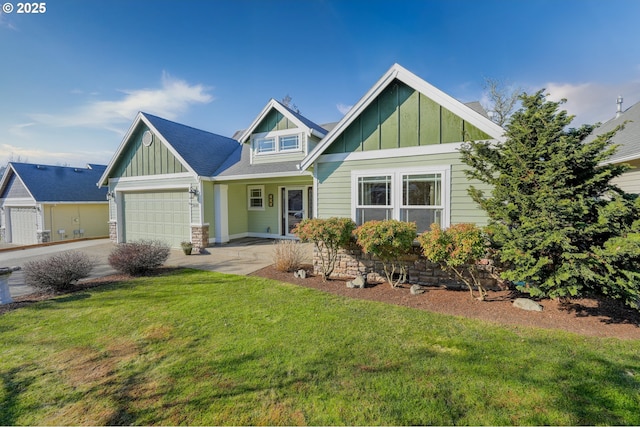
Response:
[582,100,640,164]
[0,162,107,202]
[99,112,241,185]
[299,63,506,170]
[237,99,327,144]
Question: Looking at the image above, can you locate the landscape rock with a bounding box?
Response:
[346,273,366,289]
[293,269,307,279]
[513,298,543,312]
[410,284,426,295]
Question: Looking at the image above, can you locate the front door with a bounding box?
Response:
[282,187,310,236]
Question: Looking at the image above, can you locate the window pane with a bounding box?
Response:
[250,198,263,208]
[358,176,391,206]
[403,174,441,206]
[400,208,442,232]
[280,135,300,151]
[356,208,392,225]
[256,137,275,153]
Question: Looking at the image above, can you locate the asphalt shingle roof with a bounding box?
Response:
[274,100,328,136]
[583,101,640,163]
[214,144,301,177]
[8,163,107,202]
[143,113,242,176]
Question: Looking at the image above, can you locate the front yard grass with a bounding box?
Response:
[1,269,639,425]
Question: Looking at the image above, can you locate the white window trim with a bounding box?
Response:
[247,185,265,211]
[252,130,304,156]
[351,165,451,230]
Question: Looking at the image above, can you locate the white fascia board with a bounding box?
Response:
[211,170,313,182]
[601,154,640,165]
[109,172,193,185]
[300,63,506,171]
[98,113,199,187]
[317,142,467,163]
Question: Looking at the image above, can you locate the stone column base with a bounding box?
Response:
[191,225,209,251]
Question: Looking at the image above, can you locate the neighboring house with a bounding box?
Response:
[0,163,109,245]
[100,63,504,248]
[583,97,640,195]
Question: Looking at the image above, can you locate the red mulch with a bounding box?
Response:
[3,266,640,340]
[250,265,640,340]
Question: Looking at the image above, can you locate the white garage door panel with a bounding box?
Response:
[123,192,190,248]
[10,207,38,245]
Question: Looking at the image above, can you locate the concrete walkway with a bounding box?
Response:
[0,238,312,299]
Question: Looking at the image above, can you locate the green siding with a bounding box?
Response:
[254,109,296,134]
[112,126,187,178]
[316,153,491,226]
[324,79,492,154]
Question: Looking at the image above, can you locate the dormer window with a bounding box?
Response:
[256,137,276,154]
[253,131,302,155]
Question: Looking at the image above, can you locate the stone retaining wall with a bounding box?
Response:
[313,244,499,289]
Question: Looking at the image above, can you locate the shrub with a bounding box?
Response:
[108,240,171,276]
[23,251,95,293]
[272,240,305,272]
[293,217,356,280]
[353,220,416,288]
[419,223,489,300]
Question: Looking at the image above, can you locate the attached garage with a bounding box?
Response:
[9,207,38,245]
[122,191,190,247]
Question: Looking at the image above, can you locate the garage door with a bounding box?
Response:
[122,191,190,248]
[9,207,38,245]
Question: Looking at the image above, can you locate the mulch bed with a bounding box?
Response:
[250,264,640,340]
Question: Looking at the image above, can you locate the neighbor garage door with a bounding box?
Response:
[9,207,38,245]
[122,191,190,248]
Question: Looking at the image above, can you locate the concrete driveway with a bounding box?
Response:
[0,238,311,299]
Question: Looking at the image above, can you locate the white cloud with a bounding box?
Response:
[0,143,112,166]
[31,72,213,134]
[336,103,353,115]
[540,80,640,126]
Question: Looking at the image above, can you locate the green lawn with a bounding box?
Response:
[1,269,639,425]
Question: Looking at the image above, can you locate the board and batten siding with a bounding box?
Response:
[315,152,491,226]
[112,125,187,178]
[325,79,490,154]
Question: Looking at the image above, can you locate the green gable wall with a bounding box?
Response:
[325,80,490,154]
[254,109,297,134]
[112,125,187,178]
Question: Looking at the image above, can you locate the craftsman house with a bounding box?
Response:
[99,64,504,248]
[0,163,108,244]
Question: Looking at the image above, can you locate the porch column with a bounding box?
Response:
[214,184,229,244]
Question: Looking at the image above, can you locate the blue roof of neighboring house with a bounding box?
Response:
[143,113,241,176]
[7,163,107,202]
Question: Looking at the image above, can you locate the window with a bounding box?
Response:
[356,175,392,224]
[253,132,303,155]
[256,137,275,154]
[279,135,300,151]
[353,167,448,232]
[248,185,265,210]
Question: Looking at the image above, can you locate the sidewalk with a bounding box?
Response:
[0,238,312,299]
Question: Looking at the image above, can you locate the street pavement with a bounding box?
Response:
[0,238,312,299]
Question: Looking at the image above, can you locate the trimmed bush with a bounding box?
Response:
[272,240,305,272]
[419,223,490,300]
[23,251,95,293]
[353,219,416,288]
[293,217,356,280]
[108,240,170,276]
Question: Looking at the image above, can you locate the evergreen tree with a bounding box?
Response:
[460,90,640,308]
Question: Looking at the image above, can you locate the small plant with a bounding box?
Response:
[181,241,193,255]
[293,217,356,281]
[353,220,416,288]
[23,251,95,293]
[272,240,305,272]
[419,223,489,300]
[108,240,170,276]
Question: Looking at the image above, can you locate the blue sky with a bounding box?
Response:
[1,0,639,166]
